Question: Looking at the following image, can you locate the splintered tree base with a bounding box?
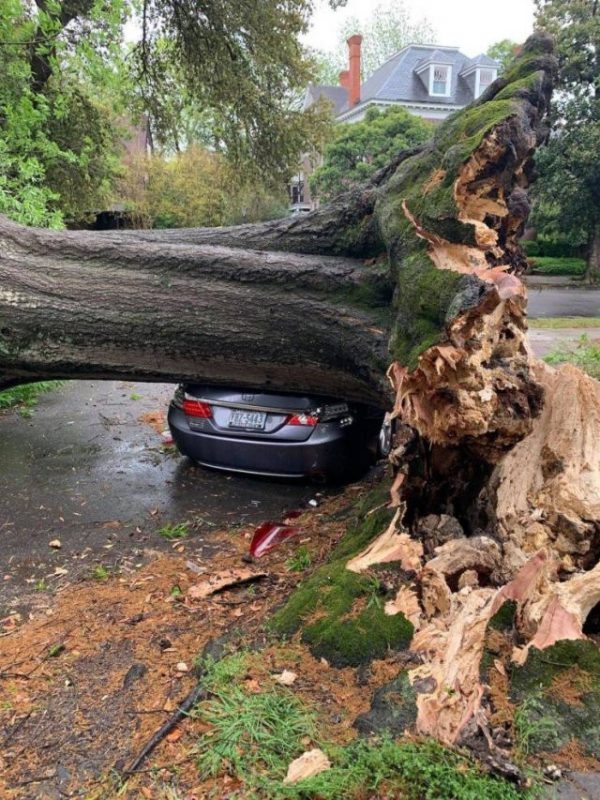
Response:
[2,32,599,774]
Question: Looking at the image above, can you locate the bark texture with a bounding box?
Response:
[4,32,600,773]
[0,216,391,401]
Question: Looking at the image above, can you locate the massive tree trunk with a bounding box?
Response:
[5,33,599,770]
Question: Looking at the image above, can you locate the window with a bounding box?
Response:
[476,68,496,98]
[430,65,450,96]
[290,181,304,205]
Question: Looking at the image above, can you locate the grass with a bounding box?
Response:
[90,564,111,580]
[529,317,600,329]
[528,256,586,277]
[0,380,65,415]
[158,522,189,540]
[285,546,312,573]
[514,694,561,757]
[544,334,600,379]
[188,653,537,800]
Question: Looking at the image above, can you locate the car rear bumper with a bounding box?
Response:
[168,405,355,479]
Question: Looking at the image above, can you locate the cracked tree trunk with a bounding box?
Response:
[2,32,597,768]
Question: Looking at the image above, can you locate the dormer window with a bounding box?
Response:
[432,66,449,94]
[430,64,451,97]
[475,67,497,98]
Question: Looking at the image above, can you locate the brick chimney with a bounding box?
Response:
[347,34,362,106]
[339,69,350,91]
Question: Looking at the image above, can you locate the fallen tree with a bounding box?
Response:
[4,32,600,773]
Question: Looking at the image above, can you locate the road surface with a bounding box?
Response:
[527,286,600,318]
[0,381,328,614]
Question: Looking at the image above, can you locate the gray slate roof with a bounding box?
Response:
[356,45,500,110]
[303,84,348,115]
[303,45,501,118]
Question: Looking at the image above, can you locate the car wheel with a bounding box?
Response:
[378,414,393,458]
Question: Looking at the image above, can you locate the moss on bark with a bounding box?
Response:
[511,641,600,758]
[270,481,413,667]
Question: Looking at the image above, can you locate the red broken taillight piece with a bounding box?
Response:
[183,399,213,418]
[288,413,318,427]
[250,521,303,558]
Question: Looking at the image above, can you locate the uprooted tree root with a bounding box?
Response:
[273,34,600,782]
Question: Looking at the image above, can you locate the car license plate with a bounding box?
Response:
[228,409,267,430]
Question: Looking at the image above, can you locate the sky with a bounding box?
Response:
[305,0,536,58]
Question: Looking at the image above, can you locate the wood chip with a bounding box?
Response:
[283,749,331,784]
[187,569,267,599]
[274,670,297,686]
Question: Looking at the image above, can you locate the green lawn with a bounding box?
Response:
[528,256,586,277]
[529,317,600,329]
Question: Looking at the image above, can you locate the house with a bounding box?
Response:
[289,36,500,212]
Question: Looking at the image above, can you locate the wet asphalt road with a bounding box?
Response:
[0,381,323,612]
[527,286,600,318]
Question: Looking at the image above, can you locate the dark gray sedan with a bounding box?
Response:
[168,384,390,481]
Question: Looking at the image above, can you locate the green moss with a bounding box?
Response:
[489,600,517,632]
[371,38,556,372]
[494,71,546,102]
[390,258,483,369]
[354,671,418,736]
[270,482,413,667]
[511,641,600,757]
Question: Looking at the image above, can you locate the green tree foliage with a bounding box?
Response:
[309,105,431,202]
[486,39,519,72]
[136,0,342,181]
[0,0,130,227]
[313,2,436,84]
[534,0,600,281]
[0,0,345,227]
[120,146,288,229]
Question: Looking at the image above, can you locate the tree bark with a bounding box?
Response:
[7,33,598,769]
[586,223,600,284]
[0,215,390,402]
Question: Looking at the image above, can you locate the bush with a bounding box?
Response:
[527,257,586,277]
[522,240,540,257]
[522,238,584,259]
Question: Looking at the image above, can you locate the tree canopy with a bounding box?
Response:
[0,0,346,227]
[309,105,432,202]
[486,39,519,72]
[0,0,129,226]
[533,0,600,280]
[312,1,436,84]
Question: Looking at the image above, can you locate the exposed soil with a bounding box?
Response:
[0,481,388,799]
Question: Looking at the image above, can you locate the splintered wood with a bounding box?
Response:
[346,101,600,747]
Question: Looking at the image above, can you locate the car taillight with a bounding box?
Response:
[183,398,213,418]
[319,402,350,421]
[288,413,318,427]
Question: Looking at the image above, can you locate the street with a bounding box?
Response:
[0,381,324,614]
[527,285,600,317]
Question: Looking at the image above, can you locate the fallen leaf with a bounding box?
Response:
[166,727,183,743]
[187,569,267,599]
[102,520,122,530]
[284,749,331,784]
